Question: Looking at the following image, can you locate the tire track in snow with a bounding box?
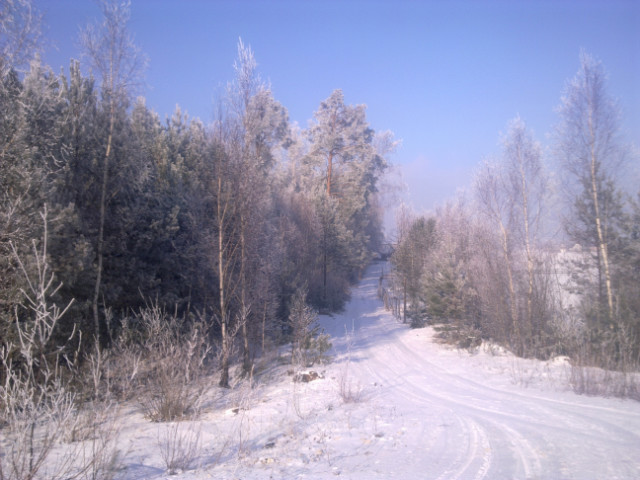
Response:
[361,324,591,480]
[434,416,492,480]
[384,324,640,478]
[347,306,544,479]
[352,317,496,479]
[487,420,541,479]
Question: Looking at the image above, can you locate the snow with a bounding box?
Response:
[65,263,640,479]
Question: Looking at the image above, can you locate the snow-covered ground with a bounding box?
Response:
[97,263,639,479]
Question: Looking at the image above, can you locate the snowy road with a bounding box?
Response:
[319,263,640,480]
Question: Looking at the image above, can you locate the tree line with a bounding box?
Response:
[0,1,392,387]
[391,52,639,378]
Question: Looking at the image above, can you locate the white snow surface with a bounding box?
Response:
[100,263,640,479]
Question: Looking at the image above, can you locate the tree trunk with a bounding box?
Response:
[239,217,252,377]
[92,97,115,347]
[261,303,267,352]
[499,221,519,351]
[589,111,614,324]
[403,277,407,324]
[322,220,328,306]
[218,175,230,388]
[326,152,333,197]
[518,159,535,338]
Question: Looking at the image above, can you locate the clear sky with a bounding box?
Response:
[33,0,640,214]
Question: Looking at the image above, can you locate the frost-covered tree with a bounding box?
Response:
[209,39,290,384]
[80,0,146,344]
[0,0,42,78]
[503,117,556,354]
[475,159,519,344]
[0,0,45,324]
[555,51,627,329]
[391,209,436,324]
[503,117,546,331]
[304,90,389,307]
[229,39,289,377]
[422,199,481,346]
[288,287,330,366]
[474,118,553,356]
[0,58,70,349]
[306,90,371,197]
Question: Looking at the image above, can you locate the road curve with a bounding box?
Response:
[321,263,640,480]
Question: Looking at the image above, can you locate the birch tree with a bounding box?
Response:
[80,0,146,344]
[475,160,519,347]
[0,0,42,79]
[502,117,551,350]
[475,118,552,355]
[209,118,238,389]
[227,39,289,377]
[555,51,626,328]
[391,205,414,323]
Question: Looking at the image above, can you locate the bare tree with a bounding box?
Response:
[0,0,42,79]
[475,160,519,346]
[502,117,551,349]
[80,0,146,344]
[475,117,552,355]
[391,204,413,323]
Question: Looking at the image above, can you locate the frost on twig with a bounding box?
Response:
[0,205,79,480]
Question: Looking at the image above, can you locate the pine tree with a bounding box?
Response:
[304,90,389,307]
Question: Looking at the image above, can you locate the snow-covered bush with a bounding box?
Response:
[0,212,78,480]
[130,304,211,422]
[289,288,332,367]
[434,323,482,351]
[157,422,202,474]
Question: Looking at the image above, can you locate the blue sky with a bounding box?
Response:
[34,0,640,214]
